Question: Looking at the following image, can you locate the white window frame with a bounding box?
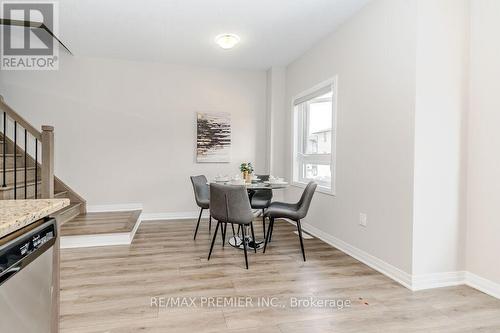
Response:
[291,77,337,196]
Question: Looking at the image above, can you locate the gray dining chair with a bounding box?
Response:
[208,183,257,269]
[263,181,317,261]
[250,174,273,237]
[190,175,212,240]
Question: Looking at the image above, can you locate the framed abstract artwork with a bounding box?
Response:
[196,112,231,163]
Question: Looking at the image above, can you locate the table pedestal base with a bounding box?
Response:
[228,236,264,250]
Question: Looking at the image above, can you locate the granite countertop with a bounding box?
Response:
[0,199,70,238]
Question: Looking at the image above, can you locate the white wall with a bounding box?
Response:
[0,54,267,213]
[265,67,286,177]
[466,0,500,285]
[281,0,418,274]
[412,0,469,276]
[278,0,500,293]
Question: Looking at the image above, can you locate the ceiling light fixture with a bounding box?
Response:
[215,33,240,49]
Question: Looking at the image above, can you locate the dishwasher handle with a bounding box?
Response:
[0,265,21,284]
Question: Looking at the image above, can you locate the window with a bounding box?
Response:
[292,78,336,194]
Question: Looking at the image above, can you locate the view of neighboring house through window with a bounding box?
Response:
[293,79,336,193]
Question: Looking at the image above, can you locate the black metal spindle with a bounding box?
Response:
[24,129,27,199]
[34,139,38,199]
[13,121,17,199]
[2,112,6,188]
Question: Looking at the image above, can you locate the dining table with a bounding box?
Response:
[208,179,289,250]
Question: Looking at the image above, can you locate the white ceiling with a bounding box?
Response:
[57,0,370,70]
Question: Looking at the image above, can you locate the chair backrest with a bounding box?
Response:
[210,183,254,224]
[256,174,270,182]
[296,181,317,219]
[254,174,273,200]
[190,175,209,207]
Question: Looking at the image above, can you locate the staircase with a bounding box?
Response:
[0,96,143,247]
[0,96,86,224]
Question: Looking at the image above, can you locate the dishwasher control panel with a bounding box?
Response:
[0,219,56,284]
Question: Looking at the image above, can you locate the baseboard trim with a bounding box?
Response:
[86,203,143,213]
[466,272,500,300]
[140,211,210,221]
[411,271,466,291]
[61,232,131,248]
[285,220,500,299]
[296,220,413,289]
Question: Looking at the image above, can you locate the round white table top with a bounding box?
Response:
[208,181,288,190]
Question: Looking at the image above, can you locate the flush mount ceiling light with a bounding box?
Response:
[215,33,240,49]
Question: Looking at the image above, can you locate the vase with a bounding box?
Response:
[243,171,251,183]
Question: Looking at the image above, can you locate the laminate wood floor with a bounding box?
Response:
[60,219,500,333]
[60,210,141,236]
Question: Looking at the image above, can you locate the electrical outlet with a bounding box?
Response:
[359,213,367,227]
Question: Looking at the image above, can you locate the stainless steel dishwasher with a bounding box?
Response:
[0,218,56,333]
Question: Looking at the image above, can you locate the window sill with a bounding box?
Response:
[291,181,336,197]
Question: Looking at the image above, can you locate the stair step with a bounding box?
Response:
[61,210,141,237]
[0,180,41,199]
[0,154,34,168]
[54,190,68,198]
[0,166,37,171]
[0,166,39,185]
[24,190,67,200]
[0,180,40,190]
[0,153,24,157]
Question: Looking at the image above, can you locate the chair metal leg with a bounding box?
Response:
[209,214,212,233]
[237,224,241,236]
[208,221,220,261]
[222,222,227,248]
[193,208,203,240]
[269,217,275,242]
[296,219,306,262]
[219,220,225,242]
[241,224,249,269]
[263,217,274,253]
[262,209,266,237]
[231,223,236,236]
[250,222,257,253]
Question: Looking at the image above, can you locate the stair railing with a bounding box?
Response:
[0,95,54,199]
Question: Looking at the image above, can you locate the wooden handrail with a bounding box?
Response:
[0,95,42,140]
